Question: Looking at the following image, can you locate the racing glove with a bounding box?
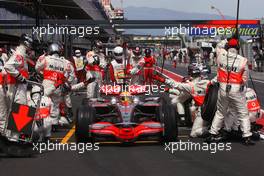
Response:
[84,77,96,86]
[165,78,175,87]
[61,83,71,94]
[93,55,100,65]
[210,76,219,86]
[130,67,139,75]
[16,73,27,84]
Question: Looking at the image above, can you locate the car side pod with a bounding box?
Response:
[201,83,219,123]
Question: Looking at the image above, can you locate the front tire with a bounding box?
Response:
[162,105,178,142]
[201,83,219,122]
[75,106,96,143]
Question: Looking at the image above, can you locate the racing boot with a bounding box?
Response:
[42,137,50,144]
[242,137,255,146]
[251,131,260,141]
[229,130,242,141]
[205,133,224,143]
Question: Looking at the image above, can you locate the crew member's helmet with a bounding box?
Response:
[75,50,81,57]
[190,63,202,78]
[20,34,33,49]
[144,48,152,57]
[93,40,103,52]
[113,46,124,62]
[133,47,141,57]
[227,37,239,50]
[30,85,42,103]
[48,43,60,55]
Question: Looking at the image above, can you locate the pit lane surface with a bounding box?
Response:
[1,65,264,176]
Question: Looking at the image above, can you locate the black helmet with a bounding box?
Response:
[190,64,202,77]
[48,43,60,55]
[20,34,33,49]
[93,40,103,51]
[144,48,151,57]
[133,47,141,57]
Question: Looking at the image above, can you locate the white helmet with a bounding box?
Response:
[31,86,42,96]
[75,50,81,57]
[31,85,42,104]
[113,46,124,61]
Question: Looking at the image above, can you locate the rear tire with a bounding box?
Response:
[75,106,96,143]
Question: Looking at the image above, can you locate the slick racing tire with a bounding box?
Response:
[162,105,178,142]
[82,98,90,105]
[201,83,219,122]
[156,95,169,121]
[75,106,96,143]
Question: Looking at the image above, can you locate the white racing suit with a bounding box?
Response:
[4,45,29,140]
[209,46,252,138]
[27,91,53,141]
[63,58,77,109]
[35,54,66,125]
[225,88,261,131]
[97,52,107,80]
[109,58,131,85]
[85,51,106,98]
[4,45,29,105]
[167,77,210,137]
[130,54,143,85]
[169,89,191,122]
[73,55,85,82]
[0,60,8,134]
[61,58,77,124]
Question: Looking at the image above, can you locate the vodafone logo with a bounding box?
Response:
[53,72,57,77]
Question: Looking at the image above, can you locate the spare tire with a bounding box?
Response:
[201,83,219,122]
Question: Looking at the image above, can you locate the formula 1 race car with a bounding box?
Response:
[75,85,178,143]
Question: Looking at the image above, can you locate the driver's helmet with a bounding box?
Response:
[120,91,132,106]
